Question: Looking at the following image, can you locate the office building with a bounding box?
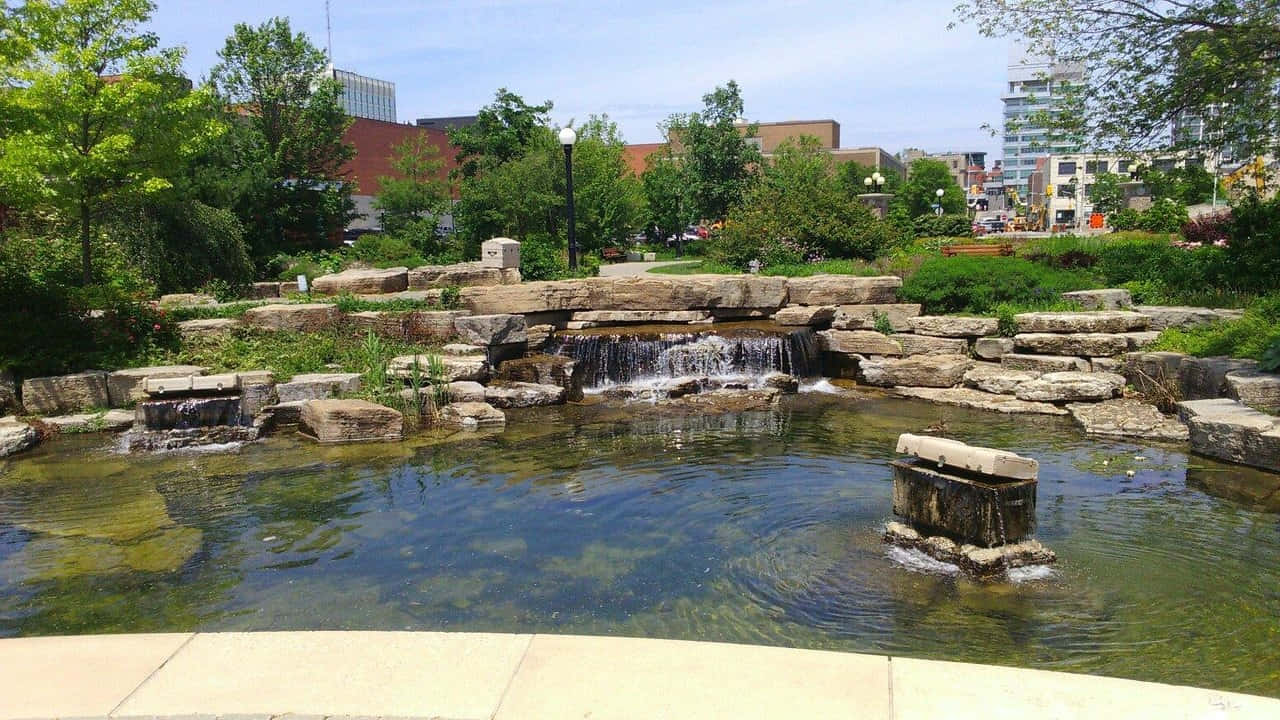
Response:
[328,65,396,122]
[340,118,457,234]
[1001,45,1084,198]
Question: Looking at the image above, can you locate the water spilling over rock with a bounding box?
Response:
[122,375,259,452]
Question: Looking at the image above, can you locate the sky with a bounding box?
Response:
[146,0,1012,160]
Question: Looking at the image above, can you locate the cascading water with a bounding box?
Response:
[548,321,821,394]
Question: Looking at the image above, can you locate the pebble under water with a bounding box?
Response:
[0,393,1278,697]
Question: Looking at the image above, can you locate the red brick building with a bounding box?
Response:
[340,117,459,232]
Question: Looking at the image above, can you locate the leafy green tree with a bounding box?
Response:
[1088,172,1126,215]
[835,161,902,198]
[448,88,553,178]
[642,149,694,245]
[663,81,761,222]
[1136,163,1218,206]
[0,0,223,285]
[953,1,1280,159]
[209,17,354,264]
[565,115,644,252]
[373,134,451,238]
[899,158,966,217]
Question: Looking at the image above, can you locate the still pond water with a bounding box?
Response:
[1,394,1278,696]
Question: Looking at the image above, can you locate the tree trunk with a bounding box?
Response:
[80,197,92,286]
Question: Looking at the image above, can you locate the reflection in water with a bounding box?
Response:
[0,395,1278,697]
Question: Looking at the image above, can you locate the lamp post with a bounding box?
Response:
[934,188,945,216]
[559,126,578,270]
[864,171,885,192]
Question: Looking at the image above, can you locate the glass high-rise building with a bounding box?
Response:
[327,65,396,123]
[1001,45,1082,200]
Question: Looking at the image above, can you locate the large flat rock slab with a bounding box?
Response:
[454,313,528,346]
[390,354,489,383]
[771,305,835,326]
[1179,356,1258,400]
[1136,305,1239,330]
[409,262,517,290]
[830,303,921,331]
[1227,369,1280,414]
[818,329,902,356]
[243,303,341,332]
[1014,371,1125,403]
[860,354,972,387]
[1068,399,1190,441]
[484,382,567,408]
[177,317,240,339]
[0,416,39,457]
[42,409,135,433]
[22,371,109,415]
[300,399,403,443]
[1178,398,1280,472]
[785,275,901,305]
[275,372,362,403]
[892,387,1068,415]
[1062,288,1133,310]
[440,401,507,427]
[908,315,998,338]
[1001,353,1090,373]
[963,363,1040,395]
[570,309,712,325]
[1013,332,1130,357]
[312,267,409,295]
[896,433,1038,479]
[107,365,207,407]
[1014,310,1149,333]
[898,334,968,356]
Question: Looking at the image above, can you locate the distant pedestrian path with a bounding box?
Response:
[599,260,700,277]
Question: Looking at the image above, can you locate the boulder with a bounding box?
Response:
[1226,369,1280,414]
[1061,288,1133,310]
[963,363,1040,395]
[178,318,239,339]
[448,381,487,403]
[249,281,282,299]
[1121,351,1186,394]
[785,275,901,305]
[442,343,486,356]
[0,370,16,412]
[454,313,528,346]
[610,275,790,311]
[22,371,109,415]
[908,316,998,338]
[42,409,135,434]
[860,354,972,388]
[892,387,1067,415]
[484,382,567,408]
[1090,357,1123,374]
[346,311,410,339]
[762,372,800,393]
[460,279,606,314]
[497,355,581,400]
[0,416,39,457]
[1014,311,1149,334]
[300,399,403,443]
[972,337,1014,360]
[569,310,711,325]
[237,370,277,419]
[664,376,704,399]
[1135,305,1225,330]
[107,365,207,407]
[312,267,409,295]
[1000,353,1090,373]
[1179,356,1257,401]
[408,262,507,290]
[817,330,902,356]
[1121,331,1161,350]
[404,310,467,342]
[897,334,969,356]
[439,401,507,428]
[526,324,555,350]
[243,303,341,332]
[1067,399,1189,441]
[831,303,921,332]
[664,387,781,413]
[275,373,362,403]
[1013,371,1125,403]
[158,293,217,307]
[389,354,489,383]
[1013,333,1130,357]
[771,305,836,326]
[1178,398,1280,472]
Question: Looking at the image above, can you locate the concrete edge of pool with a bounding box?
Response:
[1,631,1275,720]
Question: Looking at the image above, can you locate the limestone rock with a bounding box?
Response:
[1135,305,1225,330]
[611,275,790,311]
[817,329,902,356]
[22,371,109,415]
[403,310,467,342]
[1179,356,1257,400]
[1013,332,1130,357]
[663,387,781,413]
[107,365,207,407]
[892,387,1068,415]
[1121,351,1186,395]
[454,313,528,346]
[300,399,403,443]
[896,433,1038,479]
[237,370,277,419]
[1178,398,1280,472]
[243,303,341,332]
[484,382,567,408]
[439,401,506,427]
[1090,357,1123,374]
[0,416,39,457]
[275,373,362,403]
[1067,399,1189,441]
[1013,371,1125,403]
[0,370,16,412]
[785,275,901,305]
[390,354,489,383]
[570,310,711,325]
[1121,330,1161,350]
[972,337,1014,361]
[891,461,1037,546]
[831,303,921,331]
[178,318,239,339]
[312,267,409,295]
[442,343,486,356]
[459,279,605,314]
[408,262,508,290]
[763,372,799,393]
[158,293,216,307]
[1000,353,1090,373]
[1226,369,1280,414]
[1061,288,1133,310]
[897,334,969,356]
[771,305,836,326]
[497,355,581,400]
[963,363,1040,395]
[249,281,281,299]
[42,409,135,434]
[526,324,555,350]
[908,316,998,338]
[1014,311,1149,333]
[860,354,972,388]
[448,381,487,403]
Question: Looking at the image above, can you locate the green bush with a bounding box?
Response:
[900,256,1097,314]
[272,250,344,283]
[349,233,427,269]
[1150,293,1280,362]
[1224,192,1280,293]
[911,213,972,238]
[1108,208,1141,231]
[109,199,253,294]
[1094,235,1233,291]
[519,233,567,281]
[1108,201,1187,233]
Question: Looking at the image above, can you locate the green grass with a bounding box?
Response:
[1148,294,1280,362]
[646,258,882,277]
[165,301,263,322]
[330,292,458,313]
[646,260,735,275]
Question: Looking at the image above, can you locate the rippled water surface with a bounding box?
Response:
[2,394,1279,696]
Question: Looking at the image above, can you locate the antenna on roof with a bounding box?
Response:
[325,0,333,61]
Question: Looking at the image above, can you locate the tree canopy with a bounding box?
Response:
[373,134,451,238]
[953,0,1280,159]
[899,158,966,217]
[662,80,761,222]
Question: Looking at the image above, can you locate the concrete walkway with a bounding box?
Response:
[598,259,700,277]
[1,631,1276,720]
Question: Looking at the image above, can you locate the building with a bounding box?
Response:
[415,115,479,132]
[327,66,396,122]
[901,149,988,192]
[1001,45,1084,199]
[1030,151,1208,227]
[340,118,458,233]
[738,120,905,176]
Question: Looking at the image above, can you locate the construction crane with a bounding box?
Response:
[1223,157,1269,194]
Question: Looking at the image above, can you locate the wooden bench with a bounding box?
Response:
[942,243,1014,257]
[601,247,626,263]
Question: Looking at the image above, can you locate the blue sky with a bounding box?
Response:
[147,0,1010,159]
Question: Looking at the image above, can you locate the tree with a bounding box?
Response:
[642,149,694,245]
[1136,163,1218,205]
[448,88,553,178]
[209,17,354,264]
[1089,172,1126,215]
[953,1,1280,159]
[373,134,451,238]
[899,158,966,217]
[663,80,761,222]
[564,115,644,252]
[0,0,223,285]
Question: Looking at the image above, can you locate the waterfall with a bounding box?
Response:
[548,323,820,391]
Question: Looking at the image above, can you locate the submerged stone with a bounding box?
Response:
[891,460,1037,548]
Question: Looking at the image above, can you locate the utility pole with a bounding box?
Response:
[325,0,333,61]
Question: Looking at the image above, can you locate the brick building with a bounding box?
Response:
[340,117,459,233]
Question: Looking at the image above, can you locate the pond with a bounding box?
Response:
[1,393,1278,697]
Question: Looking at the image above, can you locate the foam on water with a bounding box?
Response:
[800,379,845,394]
[886,545,960,576]
[1007,564,1056,583]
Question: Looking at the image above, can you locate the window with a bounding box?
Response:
[1057,183,1076,198]
[1116,160,1130,174]
[1154,158,1177,172]
[1058,161,1077,175]
[1085,160,1108,174]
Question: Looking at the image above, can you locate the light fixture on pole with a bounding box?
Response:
[864,171,885,192]
[559,126,578,270]
[934,188,945,216]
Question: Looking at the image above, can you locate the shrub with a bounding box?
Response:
[1181,212,1231,247]
[110,199,253,294]
[900,256,1096,314]
[519,233,568,281]
[272,250,344,283]
[349,233,427,269]
[996,304,1018,337]
[911,213,972,238]
[1108,207,1141,230]
[1224,193,1280,293]
[1138,199,1189,233]
[1094,235,1233,292]
[1150,293,1280,362]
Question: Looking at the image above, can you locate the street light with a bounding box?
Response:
[559,126,578,270]
[863,171,885,192]
[934,188,945,216]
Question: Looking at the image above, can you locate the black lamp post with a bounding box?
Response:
[559,126,578,270]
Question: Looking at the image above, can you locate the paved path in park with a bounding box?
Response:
[1,631,1276,719]
[598,259,700,277]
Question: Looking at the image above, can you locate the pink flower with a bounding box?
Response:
[153,323,162,331]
